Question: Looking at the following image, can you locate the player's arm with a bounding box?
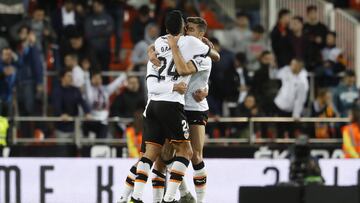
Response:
[202,37,220,62]
[167,35,197,76]
[147,44,161,67]
[146,75,187,95]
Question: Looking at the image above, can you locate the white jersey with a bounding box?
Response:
[147,35,210,105]
[184,56,212,111]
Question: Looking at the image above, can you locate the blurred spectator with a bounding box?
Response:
[224,52,250,115]
[271,9,293,67]
[64,53,86,91]
[10,6,56,56]
[177,0,200,18]
[232,94,259,138]
[289,16,309,61]
[208,37,234,116]
[52,70,90,138]
[0,37,9,51]
[16,26,44,118]
[252,51,279,116]
[110,76,145,118]
[84,0,114,74]
[333,70,359,117]
[350,0,360,11]
[83,70,127,138]
[242,25,269,73]
[157,0,177,35]
[316,31,346,87]
[321,32,343,64]
[303,5,329,48]
[106,0,125,61]
[303,5,328,71]
[272,58,309,137]
[0,47,17,116]
[131,5,153,44]
[131,23,159,71]
[310,89,338,138]
[342,103,360,158]
[226,12,252,54]
[61,30,97,70]
[0,0,24,43]
[52,0,82,40]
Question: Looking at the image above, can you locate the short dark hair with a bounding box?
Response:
[278,8,290,20]
[165,10,183,35]
[90,69,102,78]
[293,16,304,24]
[251,25,265,33]
[139,5,150,16]
[260,50,272,58]
[235,52,247,65]
[186,17,207,32]
[327,31,336,38]
[18,24,31,34]
[236,12,249,19]
[307,5,317,13]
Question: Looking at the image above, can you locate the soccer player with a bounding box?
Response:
[152,17,213,203]
[130,11,217,203]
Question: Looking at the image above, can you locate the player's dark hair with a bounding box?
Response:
[278,8,290,21]
[306,5,317,13]
[165,10,183,35]
[187,17,207,32]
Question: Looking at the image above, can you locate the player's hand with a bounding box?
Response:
[173,82,187,95]
[193,88,208,102]
[202,37,214,49]
[149,51,161,67]
[167,35,180,48]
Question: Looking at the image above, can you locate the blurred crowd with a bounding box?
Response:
[0,0,358,140]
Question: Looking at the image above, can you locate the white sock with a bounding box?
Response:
[193,161,207,203]
[152,169,166,202]
[179,179,189,197]
[132,157,153,200]
[163,157,190,201]
[119,165,137,200]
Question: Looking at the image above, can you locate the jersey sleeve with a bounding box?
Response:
[190,56,211,72]
[181,36,210,60]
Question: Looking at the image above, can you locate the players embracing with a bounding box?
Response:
[119,10,219,203]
